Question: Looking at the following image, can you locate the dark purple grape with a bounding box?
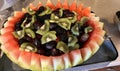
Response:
[33,38,41,47]
[52,8,60,17]
[44,41,57,49]
[62,9,74,17]
[33,21,42,31]
[37,48,45,55]
[14,22,22,31]
[51,48,58,56]
[36,14,51,23]
[79,34,89,42]
[49,23,58,30]
[36,6,45,15]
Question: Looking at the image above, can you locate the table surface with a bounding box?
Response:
[0,0,120,71]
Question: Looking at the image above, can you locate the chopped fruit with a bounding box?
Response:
[36,20,50,35]
[56,41,69,53]
[13,30,25,39]
[27,7,36,15]
[71,23,79,36]
[68,35,78,47]
[58,18,71,30]
[20,42,37,52]
[0,1,105,71]
[41,31,57,44]
[84,26,93,34]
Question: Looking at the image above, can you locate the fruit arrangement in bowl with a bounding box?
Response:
[0,0,105,71]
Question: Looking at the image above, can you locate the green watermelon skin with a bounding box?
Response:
[0,0,105,71]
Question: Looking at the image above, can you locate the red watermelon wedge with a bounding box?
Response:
[0,0,105,71]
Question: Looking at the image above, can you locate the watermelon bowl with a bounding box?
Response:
[0,0,106,71]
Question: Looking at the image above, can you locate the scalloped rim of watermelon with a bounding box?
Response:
[0,0,106,71]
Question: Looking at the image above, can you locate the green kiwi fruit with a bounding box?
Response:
[20,42,37,52]
[13,30,25,39]
[71,23,79,36]
[25,28,35,38]
[36,20,50,35]
[56,41,69,53]
[68,35,78,47]
[41,31,57,44]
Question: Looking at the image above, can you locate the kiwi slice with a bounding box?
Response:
[58,18,71,30]
[36,20,50,35]
[50,13,59,20]
[21,18,28,28]
[59,8,63,17]
[84,26,93,34]
[25,28,35,38]
[25,15,36,28]
[68,16,77,23]
[41,31,57,44]
[20,42,37,52]
[71,23,79,36]
[79,17,89,26]
[56,41,69,53]
[38,6,51,16]
[69,44,79,51]
[13,30,25,39]
[68,35,78,47]
[27,7,36,15]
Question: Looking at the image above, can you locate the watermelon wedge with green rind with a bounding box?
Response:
[0,0,106,71]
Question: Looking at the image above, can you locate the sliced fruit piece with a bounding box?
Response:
[20,42,37,52]
[62,53,72,69]
[0,27,14,35]
[52,56,65,71]
[62,0,69,9]
[7,48,21,63]
[76,4,83,14]
[29,3,37,11]
[79,16,89,26]
[71,23,79,36]
[69,49,83,66]
[50,13,59,20]
[41,31,57,44]
[81,7,91,17]
[58,18,71,30]
[13,30,25,39]
[88,20,104,29]
[84,26,93,34]
[25,29,35,38]
[38,6,52,16]
[31,53,41,71]
[80,47,92,61]
[90,34,104,45]
[40,55,53,71]
[56,41,69,53]
[92,28,106,37]
[68,35,78,47]
[36,2,42,10]
[1,40,19,54]
[69,0,77,11]
[0,32,15,44]
[14,11,25,18]
[86,40,99,54]
[4,17,20,28]
[36,20,50,35]
[69,15,77,23]
[18,51,32,69]
[46,0,55,9]
[27,6,36,15]
[56,0,62,8]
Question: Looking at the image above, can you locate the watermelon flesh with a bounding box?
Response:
[0,0,106,71]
